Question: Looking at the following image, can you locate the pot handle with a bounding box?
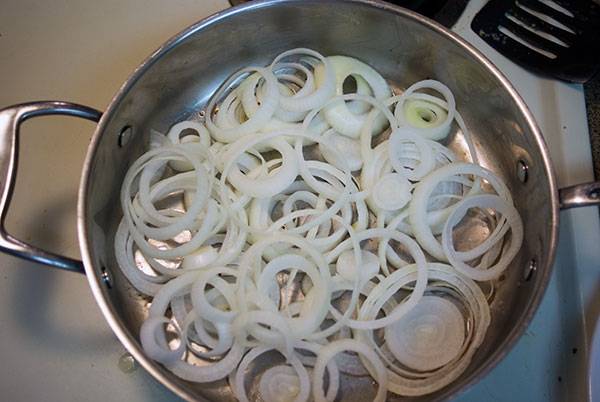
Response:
[559,182,600,210]
[0,101,102,273]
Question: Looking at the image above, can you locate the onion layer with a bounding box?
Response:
[117,48,522,401]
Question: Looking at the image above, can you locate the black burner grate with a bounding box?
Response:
[228,0,468,28]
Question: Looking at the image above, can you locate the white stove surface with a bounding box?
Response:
[0,1,598,401]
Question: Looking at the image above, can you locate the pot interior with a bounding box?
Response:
[81,1,556,400]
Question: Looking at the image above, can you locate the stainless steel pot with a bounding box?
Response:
[1,1,598,400]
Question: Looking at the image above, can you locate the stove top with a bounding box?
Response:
[0,0,598,401]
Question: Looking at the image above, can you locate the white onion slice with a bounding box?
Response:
[258,365,303,402]
[313,339,387,402]
[272,48,336,113]
[384,295,465,371]
[206,67,279,143]
[409,162,512,261]
[442,194,523,281]
[336,249,379,283]
[234,347,310,402]
[181,245,219,269]
[327,228,428,330]
[371,172,412,211]
[223,137,299,198]
[389,126,436,181]
[355,263,490,396]
[317,55,391,138]
[139,316,186,364]
[167,121,211,172]
[318,129,363,171]
[394,80,456,141]
[404,98,449,130]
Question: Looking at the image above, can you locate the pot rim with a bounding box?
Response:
[77,1,560,400]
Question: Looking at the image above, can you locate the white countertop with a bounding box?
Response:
[0,1,227,400]
[0,1,598,401]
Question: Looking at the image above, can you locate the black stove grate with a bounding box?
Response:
[228,0,468,28]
